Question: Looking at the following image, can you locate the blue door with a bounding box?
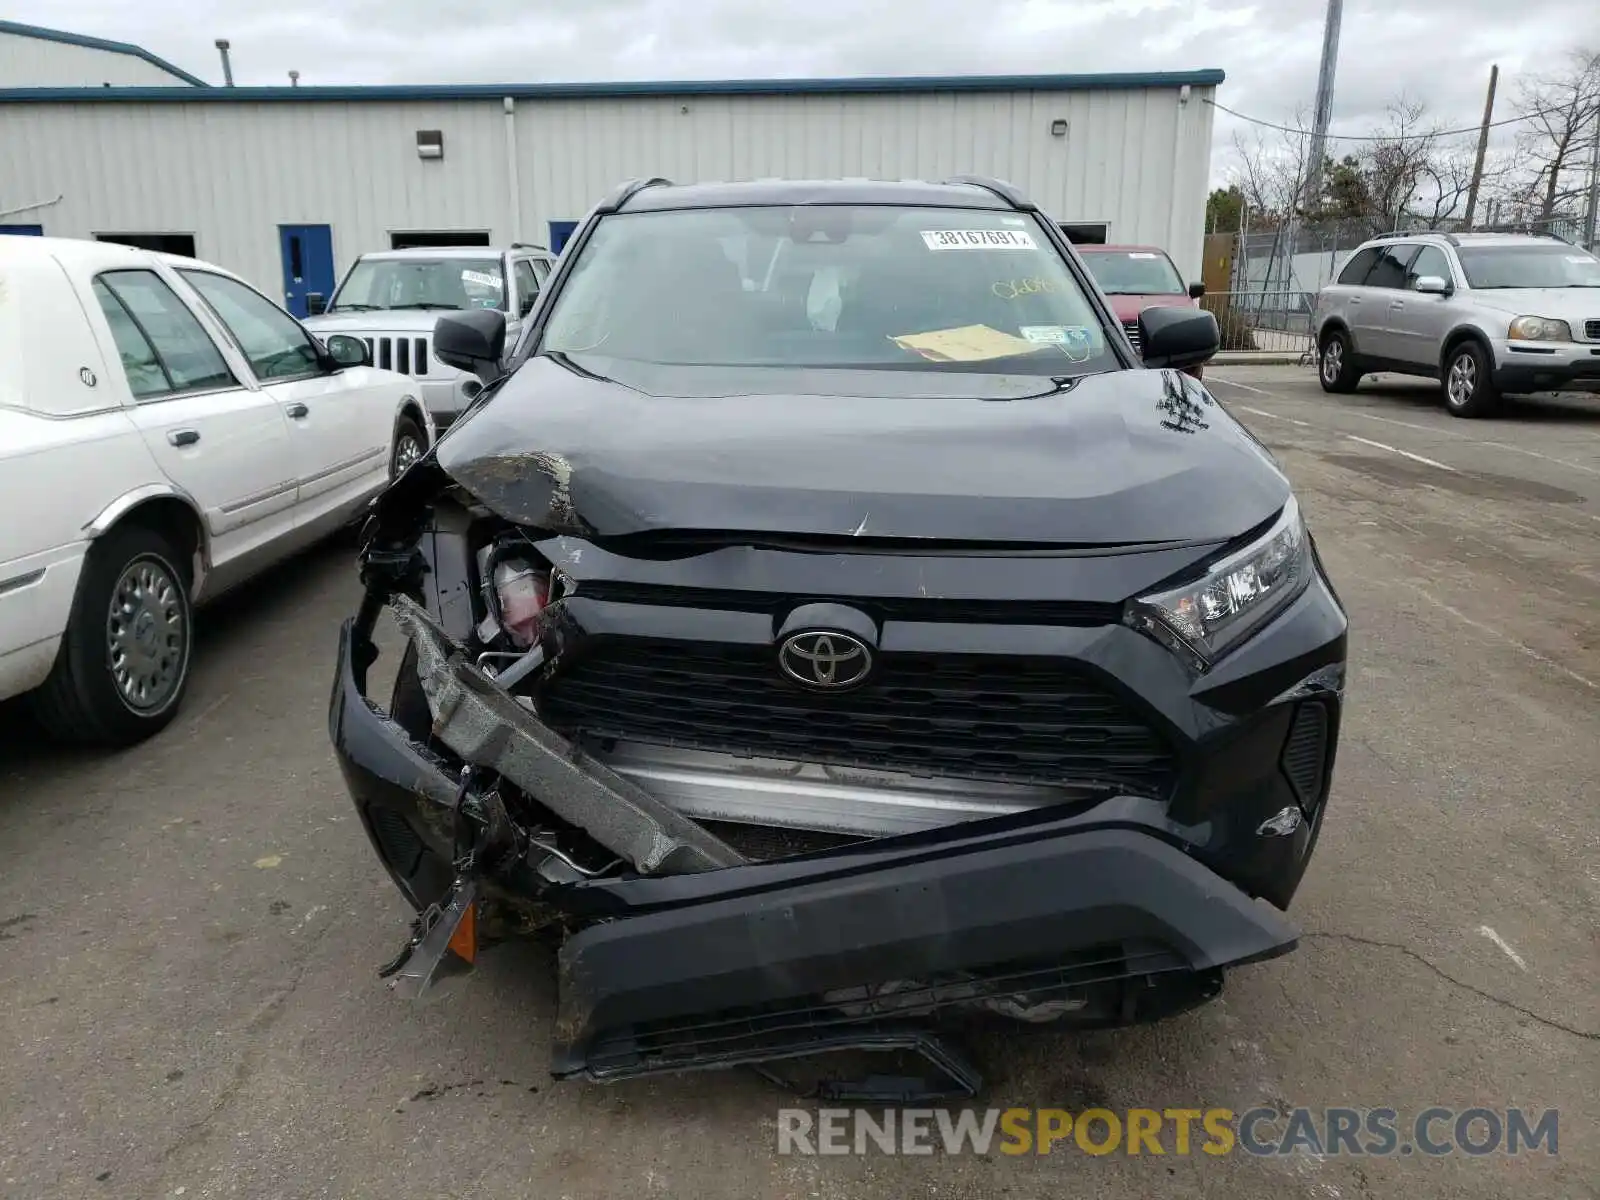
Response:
[549,220,579,255]
[0,224,44,236]
[278,224,335,318]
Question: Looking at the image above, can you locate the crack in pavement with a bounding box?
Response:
[1303,931,1599,1041]
[152,914,342,1170]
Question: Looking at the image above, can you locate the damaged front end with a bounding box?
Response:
[332,452,1327,1099]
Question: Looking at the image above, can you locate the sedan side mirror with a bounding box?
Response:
[434,309,507,383]
[325,333,371,368]
[1414,275,1451,295]
[1138,306,1220,371]
[1188,281,1206,299]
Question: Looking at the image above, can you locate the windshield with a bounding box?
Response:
[1080,250,1186,295]
[537,205,1118,375]
[330,257,506,312]
[1457,244,1600,289]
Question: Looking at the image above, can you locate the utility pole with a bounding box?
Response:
[1302,0,1344,214]
[1585,100,1600,250]
[1463,64,1499,230]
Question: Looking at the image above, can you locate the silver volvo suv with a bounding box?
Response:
[1311,231,1600,417]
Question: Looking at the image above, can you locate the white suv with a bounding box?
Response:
[303,245,556,430]
[0,236,431,746]
[1311,232,1600,417]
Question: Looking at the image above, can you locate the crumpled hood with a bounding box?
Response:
[433,355,1290,545]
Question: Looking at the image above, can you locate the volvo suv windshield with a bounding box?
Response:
[330,257,507,312]
[538,205,1118,375]
[1457,243,1600,289]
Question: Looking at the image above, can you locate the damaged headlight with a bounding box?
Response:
[1126,496,1310,668]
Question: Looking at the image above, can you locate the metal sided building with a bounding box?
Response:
[1,21,1223,318]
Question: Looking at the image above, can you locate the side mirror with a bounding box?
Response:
[1137,306,1220,371]
[1187,281,1206,299]
[434,309,507,382]
[306,292,328,316]
[325,333,371,368]
[1414,275,1450,295]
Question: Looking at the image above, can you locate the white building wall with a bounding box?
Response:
[0,84,1215,299]
[516,87,1215,279]
[0,33,188,87]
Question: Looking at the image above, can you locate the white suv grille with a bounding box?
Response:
[363,335,430,376]
[1584,319,1600,342]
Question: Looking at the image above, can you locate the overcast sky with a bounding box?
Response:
[15,0,1595,185]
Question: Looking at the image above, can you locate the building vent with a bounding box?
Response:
[416,130,444,160]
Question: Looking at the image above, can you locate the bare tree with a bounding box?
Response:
[1509,47,1600,218]
[1226,109,1313,228]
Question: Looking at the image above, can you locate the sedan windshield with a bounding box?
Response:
[1457,244,1600,289]
[330,257,507,312]
[1080,250,1186,295]
[538,206,1118,375]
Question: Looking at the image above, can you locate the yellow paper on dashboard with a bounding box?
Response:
[890,324,1043,362]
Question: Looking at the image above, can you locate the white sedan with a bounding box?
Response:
[0,236,433,746]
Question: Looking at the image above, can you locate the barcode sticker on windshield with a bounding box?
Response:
[921,229,1037,251]
[461,270,502,287]
[1128,252,1159,259]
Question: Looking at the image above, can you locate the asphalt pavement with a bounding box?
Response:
[1,365,1596,1199]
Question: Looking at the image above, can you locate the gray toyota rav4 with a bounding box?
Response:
[1311,231,1600,417]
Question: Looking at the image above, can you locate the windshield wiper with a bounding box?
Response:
[328,303,379,312]
[388,303,464,310]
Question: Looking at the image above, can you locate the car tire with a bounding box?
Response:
[31,523,194,747]
[390,415,427,480]
[1442,341,1501,418]
[1317,329,1361,393]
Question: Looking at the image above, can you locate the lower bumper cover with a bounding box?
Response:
[1495,347,1600,393]
[551,823,1298,1081]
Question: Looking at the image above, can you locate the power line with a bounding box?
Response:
[1204,96,1575,142]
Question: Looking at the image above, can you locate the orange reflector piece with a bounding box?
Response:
[446,901,477,964]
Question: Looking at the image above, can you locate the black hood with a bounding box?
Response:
[431,355,1290,546]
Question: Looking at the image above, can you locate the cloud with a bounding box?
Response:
[14,0,1595,184]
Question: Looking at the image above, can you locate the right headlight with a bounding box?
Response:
[1507,316,1573,342]
[1126,496,1311,669]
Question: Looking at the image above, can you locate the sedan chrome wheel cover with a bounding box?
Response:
[106,557,187,713]
[1447,353,1476,408]
[1321,341,1343,384]
[394,435,423,475]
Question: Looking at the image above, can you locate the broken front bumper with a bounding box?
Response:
[329,598,1300,1087]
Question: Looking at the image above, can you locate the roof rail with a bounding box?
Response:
[942,175,1034,210]
[1371,229,1460,247]
[598,176,673,213]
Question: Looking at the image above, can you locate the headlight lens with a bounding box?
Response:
[1126,496,1311,668]
[1507,316,1573,342]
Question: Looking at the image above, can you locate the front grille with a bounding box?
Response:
[1123,320,1143,356]
[572,581,1122,627]
[1281,700,1330,808]
[1585,319,1600,342]
[362,335,430,376]
[538,640,1175,792]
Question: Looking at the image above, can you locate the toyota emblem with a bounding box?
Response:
[778,630,873,690]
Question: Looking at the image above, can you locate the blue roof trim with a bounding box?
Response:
[0,19,208,87]
[0,68,1223,104]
